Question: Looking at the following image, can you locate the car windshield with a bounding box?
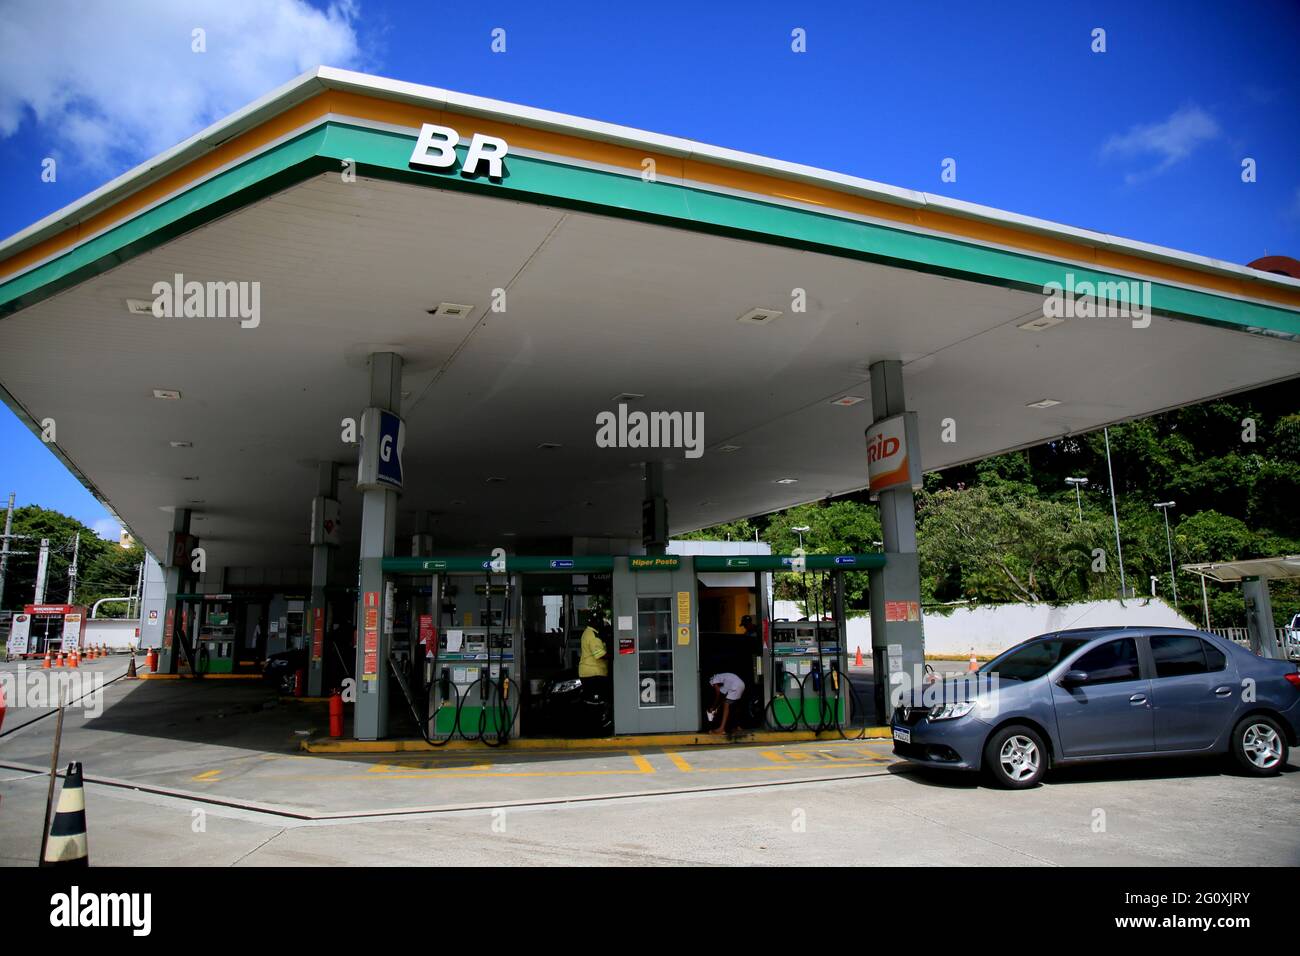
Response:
[981,637,1090,681]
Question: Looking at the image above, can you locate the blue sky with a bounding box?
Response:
[1,0,1298,535]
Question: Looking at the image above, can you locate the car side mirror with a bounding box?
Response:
[1060,669,1089,687]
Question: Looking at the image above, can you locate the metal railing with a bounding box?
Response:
[1209,626,1300,661]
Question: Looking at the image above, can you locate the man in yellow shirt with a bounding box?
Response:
[578,620,608,678]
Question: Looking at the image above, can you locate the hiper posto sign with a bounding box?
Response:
[865,413,921,494]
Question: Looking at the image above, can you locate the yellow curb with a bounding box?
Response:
[300,727,892,753]
[138,672,264,680]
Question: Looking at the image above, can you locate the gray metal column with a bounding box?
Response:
[354,353,402,739]
[307,461,339,696]
[866,360,925,721]
[1242,577,1282,659]
[643,461,668,556]
[158,508,192,674]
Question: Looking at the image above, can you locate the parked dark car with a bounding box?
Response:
[532,668,613,737]
[892,626,1300,788]
[263,647,307,695]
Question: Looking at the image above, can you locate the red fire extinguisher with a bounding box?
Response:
[329,689,344,738]
[146,648,158,673]
[294,668,305,698]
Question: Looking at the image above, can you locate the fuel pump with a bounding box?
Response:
[424,570,523,743]
[765,568,852,733]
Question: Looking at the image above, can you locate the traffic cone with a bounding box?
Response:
[968,650,979,672]
[69,649,79,668]
[42,762,89,867]
[86,645,95,661]
[42,649,52,669]
[57,651,66,667]
[854,646,864,667]
[125,651,138,679]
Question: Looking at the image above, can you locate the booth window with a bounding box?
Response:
[637,596,674,707]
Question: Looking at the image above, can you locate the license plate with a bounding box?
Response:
[892,727,911,743]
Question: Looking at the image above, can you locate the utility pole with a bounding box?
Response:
[0,492,21,612]
[34,538,50,604]
[1103,427,1128,600]
[67,532,80,605]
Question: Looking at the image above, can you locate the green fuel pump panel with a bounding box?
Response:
[425,571,523,740]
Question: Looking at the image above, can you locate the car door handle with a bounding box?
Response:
[1129,694,1147,704]
[1213,686,1232,697]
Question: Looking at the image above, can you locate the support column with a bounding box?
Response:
[642,461,668,556]
[158,508,192,675]
[354,352,403,740]
[307,461,339,696]
[1242,577,1282,659]
[865,360,925,722]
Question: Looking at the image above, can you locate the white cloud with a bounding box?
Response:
[1100,105,1221,185]
[0,0,363,170]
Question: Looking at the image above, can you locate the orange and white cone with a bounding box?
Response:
[42,762,89,867]
[42,649,53,669]
[69,649,79,669]
[968,651,979,672]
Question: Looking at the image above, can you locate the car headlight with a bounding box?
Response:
[552,679,582,693]
[928,701,975,721]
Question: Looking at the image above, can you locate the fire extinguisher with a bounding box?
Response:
[294,668,305,698]
[146,648,158,673]
[329,689,344,738]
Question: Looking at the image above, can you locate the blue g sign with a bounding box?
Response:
[356,407,406,492]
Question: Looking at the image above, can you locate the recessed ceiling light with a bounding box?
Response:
[775,477,799,484]
[830,396,865,407]
[611,392,644,403]
[1026,398,1062,409]
[125,299,154,316]
[169,441,192,448]
[502,532,517,537]
[738,307,782,325]
[1018,315,1065,332]
[427,302,474,318]
[188,500,205,505]
[152,389,182,400]
[537,442,562,450]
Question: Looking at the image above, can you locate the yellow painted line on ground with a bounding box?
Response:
[301,728,890,754]
[664,751,694,772]
[192,769,221,781]
[626,749,655,775]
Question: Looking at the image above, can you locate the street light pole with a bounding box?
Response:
[1065,477,1088,521]
[1103,427,1127,599]
[1154,501,1178,606]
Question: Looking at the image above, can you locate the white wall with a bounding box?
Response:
[83,618,141,650]
[774,597,1195,657]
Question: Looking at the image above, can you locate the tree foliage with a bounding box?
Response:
[0,505,143,614]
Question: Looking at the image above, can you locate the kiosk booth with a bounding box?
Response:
[5,604,86,658]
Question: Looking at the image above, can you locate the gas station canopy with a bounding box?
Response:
[1182,556,1300,582]
[1,67,1298,573]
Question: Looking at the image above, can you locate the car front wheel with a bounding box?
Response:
[983,725,1047,789]
[1230,715,1288,776]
